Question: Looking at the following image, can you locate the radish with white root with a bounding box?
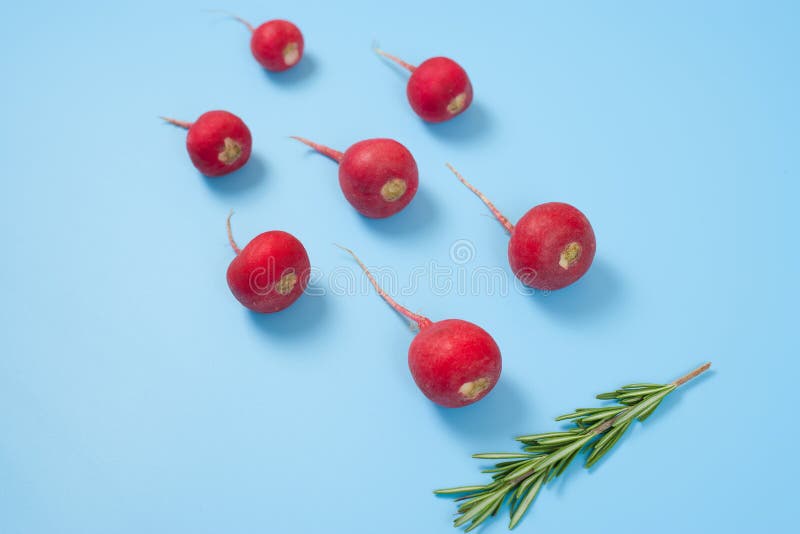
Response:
[228,14,304,72]
[291,136,418,218]
[446,164,596,291]
[339,246,501,407]
[374,47,473,123]
[226,213,310,313]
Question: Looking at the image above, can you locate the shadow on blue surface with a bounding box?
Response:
[434,377,528,442]
[359,187,439,237]
[263,53,318,86]
[203,154,268,197]
[533,259,625,325]
[423,101,493,144]
[246,286,329,340]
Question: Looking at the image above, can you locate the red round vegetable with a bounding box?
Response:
[225,213,310,313]
[339,246,501,407]
[291,136,419,218]
[231,15,304,72]
[446,164,596,291]
[375,48,473,123]
[160,111,252,177]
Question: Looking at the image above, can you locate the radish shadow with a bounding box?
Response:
[246,286,329,341]
[359,187,439,237]
[533,259,625,325]
[263,53,318,86]
[434,377,529,445]
[422,102,493,144]
[203,154,268,197]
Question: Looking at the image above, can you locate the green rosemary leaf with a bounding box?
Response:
[586,421,632,468]
[517,431,576,441]
[473,453,532,460]
[637,398,665,422]
[503,458,543,481]
[617,388,665,400]
[534,434,583,446]
[509,475,545,529]
[434,485,487,495]
[458,490,498,513]
[621,383,663,389]
[513,472,539,500]
[453,495,497,528]
[553,443,584,478]
[595,391,619,400]
[574,408,627,424]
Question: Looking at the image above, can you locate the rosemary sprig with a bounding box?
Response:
[434,363,711,531]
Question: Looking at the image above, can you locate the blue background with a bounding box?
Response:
[1,1,797,532]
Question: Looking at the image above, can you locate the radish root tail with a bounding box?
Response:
[336,244,432,329]
[159,116,192,129]
[373,46,417,72]
[290,136,344,163]
[226,210,242,255]
[446,163,515,234]
[205,9,255,32]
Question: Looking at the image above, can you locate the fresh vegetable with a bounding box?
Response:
[291,137,418,218]
[446,164,596,291]
[230,15,304,72]
[226,212,310,313]
[161,111,252,177]
[338,246,501,407]
[435,363,712,531]
[374,47,473,122]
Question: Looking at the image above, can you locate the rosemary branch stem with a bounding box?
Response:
[672,362,712,387]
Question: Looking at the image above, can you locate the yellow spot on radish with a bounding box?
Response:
[380,178,407,202]
[283,42,300,66]
[559,242,582,270]
[275,272,298,295]
[218,138,242,165]
[459,377,490,400]
[446,93,467,114]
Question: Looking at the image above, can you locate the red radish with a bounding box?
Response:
[161,111,251,177]
[226,212,310,313]
[446,164,596,291]
[291,136,418,218]
[339,246,501,408]
[230,15,304,72]
[374,47,473,123]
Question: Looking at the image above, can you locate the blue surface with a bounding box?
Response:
[1,1,797,532]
